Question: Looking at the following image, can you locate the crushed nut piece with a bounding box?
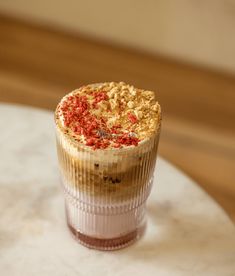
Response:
[127,101,135,108]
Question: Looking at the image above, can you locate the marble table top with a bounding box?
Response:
[0,103,235,276]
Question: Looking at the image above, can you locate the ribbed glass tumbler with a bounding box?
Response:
[56,124,160,250]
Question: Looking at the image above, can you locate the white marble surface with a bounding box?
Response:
[0,103,235,276]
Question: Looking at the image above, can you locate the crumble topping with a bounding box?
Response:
[55,82,161,149]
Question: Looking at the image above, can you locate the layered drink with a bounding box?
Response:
[55,82,161,250]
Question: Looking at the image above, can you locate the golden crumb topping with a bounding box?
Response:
[55,82,161,149]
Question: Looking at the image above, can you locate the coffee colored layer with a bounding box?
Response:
[56,130,159,200]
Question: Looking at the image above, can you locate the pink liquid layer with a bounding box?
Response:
[65,198,146,250]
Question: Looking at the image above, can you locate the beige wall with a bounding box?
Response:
[1,0,235,73]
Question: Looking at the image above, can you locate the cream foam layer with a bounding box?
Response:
[56,124,157,172]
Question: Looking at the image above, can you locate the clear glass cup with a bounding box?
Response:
[55,95,161,250]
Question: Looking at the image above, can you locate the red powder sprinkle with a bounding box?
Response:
[116,133,139,147]
[92,91,108,109]
[92,102,98,109]
[128,112,138,124]
[60,92,140,149]
[93,91,109,103]
[86,137,96,146]
[113,143,121,148]
[110,124,121,134]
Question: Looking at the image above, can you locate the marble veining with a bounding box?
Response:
[0,103,235,276]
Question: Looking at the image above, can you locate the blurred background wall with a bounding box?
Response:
[0,0,235,74]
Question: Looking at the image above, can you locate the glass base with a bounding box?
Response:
[67,221,146,251]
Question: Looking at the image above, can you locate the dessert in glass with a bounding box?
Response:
[55,82,161,250]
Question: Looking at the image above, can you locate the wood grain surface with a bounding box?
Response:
[0,14,234,221]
